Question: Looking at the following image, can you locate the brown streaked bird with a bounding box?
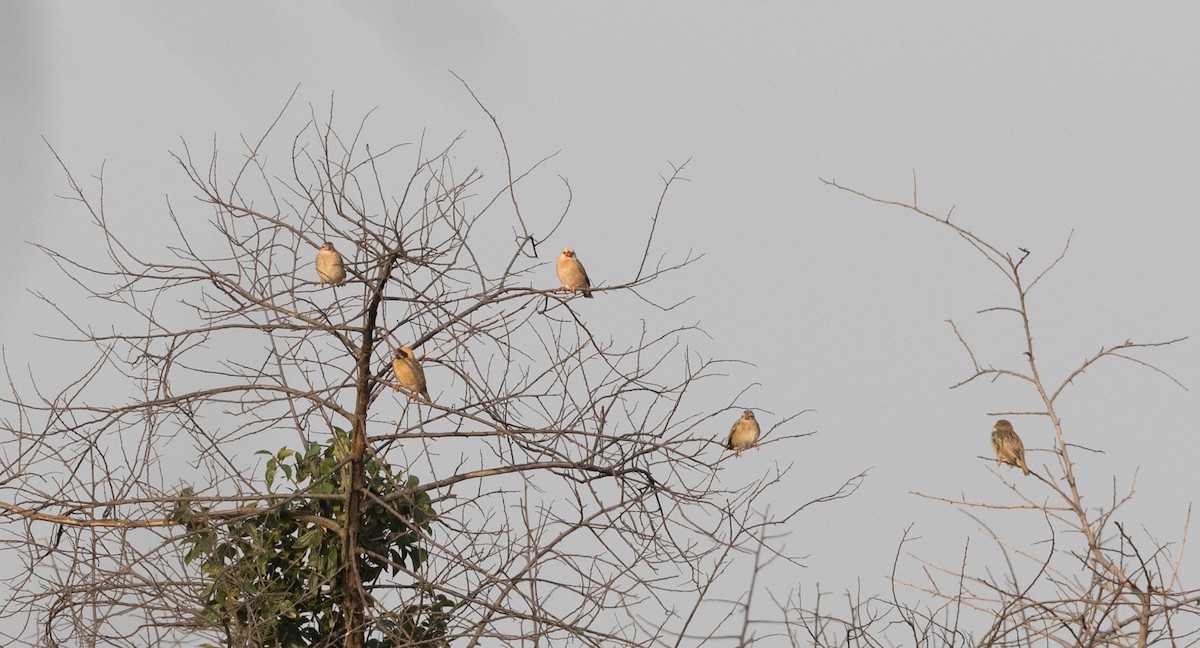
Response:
[391,347,430,402]
[727,410,760,457]
[556,247,593,298]
[315,241,347,287]
[991,419,1029,476]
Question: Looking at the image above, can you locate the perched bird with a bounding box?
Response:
[991,419,1029,475]
[391,347,430,402]
[727,410,760,457]
[315,241,347,287]
[556,247,593,298]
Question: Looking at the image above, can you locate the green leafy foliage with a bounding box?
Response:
[174,428,450,647]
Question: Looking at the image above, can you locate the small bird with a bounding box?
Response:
[991,419,1029,475]
[315,241,347,287]
[391,347,430,402]
[556,247,593,298]
[727,410,760,457]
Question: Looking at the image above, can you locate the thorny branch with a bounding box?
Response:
[0,96,845,647]
[802,176,1197,647]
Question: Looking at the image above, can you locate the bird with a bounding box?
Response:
[315,241,347,287]
[391,347,430,402]
[556,247,593,298]
[991,419,1029,475]
[727,410,760,457]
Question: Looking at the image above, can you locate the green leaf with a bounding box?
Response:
[294,528,323,550]
[264,457,277,490]
[187,434,449,645]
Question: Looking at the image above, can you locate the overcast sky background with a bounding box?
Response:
[3,2,1199,638]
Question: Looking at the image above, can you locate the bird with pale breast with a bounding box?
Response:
[991,419,1029,475]
[391,347,430,402]
[556,247,593,298]
[315,241,347,287]
[727,410,760,457]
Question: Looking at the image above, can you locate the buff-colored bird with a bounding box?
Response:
[391,347,430,402]
[991,419,1029,476]
[315,241,347,287]
[556,247,593,298]
[727,410,760,457]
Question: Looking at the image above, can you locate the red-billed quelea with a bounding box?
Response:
[991,419,1029,476]
[315,241,347,287]
[727,410,760,457]
[392,347,430,402]
[556,247,593,298]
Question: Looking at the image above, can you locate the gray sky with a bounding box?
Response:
[3,1,1198,636]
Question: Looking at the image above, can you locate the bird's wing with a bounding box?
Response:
[408,359,427,392]
[1010,431,1025,453]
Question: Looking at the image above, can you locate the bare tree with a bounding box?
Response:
[771,177,1198,647]
[0,88,853,647]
